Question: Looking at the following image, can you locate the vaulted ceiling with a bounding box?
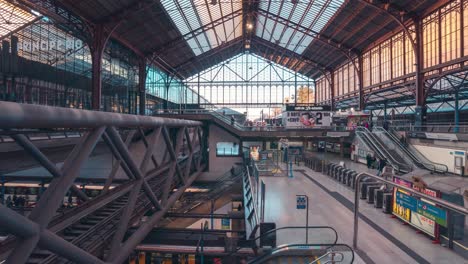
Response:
[12,0,438,79]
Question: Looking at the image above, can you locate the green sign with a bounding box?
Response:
[417,200,447,227]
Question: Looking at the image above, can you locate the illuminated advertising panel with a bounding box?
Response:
[392,177,442,238]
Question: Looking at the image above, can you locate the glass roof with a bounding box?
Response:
[256,0,345,54]
[161,0,243,55]
[0,0,39,38]
[185,53,313,83]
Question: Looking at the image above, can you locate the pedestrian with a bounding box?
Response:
[378,158,387,176]
[366,153,372,168]
[12,193,17,207]
[231,115,235,126]
[6,196,12,208]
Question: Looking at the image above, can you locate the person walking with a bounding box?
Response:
[366,153,372,168]
[378,158,387,176]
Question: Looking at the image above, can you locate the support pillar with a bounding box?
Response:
[90,25,108,111]
[455,90,460,133]
[414,18,426,128]
[383,101,388,122]
[138,58,147,115]
[358,55,365,111]
[330,70,335,111]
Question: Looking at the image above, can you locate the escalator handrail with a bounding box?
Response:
[248,243,354,264]
[224,226,339,260]
[377,127,448,173]
[356,127,412,173]
[356,130,404,172]
[376,127,434,171]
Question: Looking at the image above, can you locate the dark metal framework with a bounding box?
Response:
[0,101,206,263]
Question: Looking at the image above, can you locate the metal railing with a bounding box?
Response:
[243,166,260,239]
[248,243,354,264]
[155,109,334,132]
[374,127,448,173]
[385,120,468,134]
[223,225,339,261]
[0,101,207,264]
[356,127,412,173]
[353,172,468,250]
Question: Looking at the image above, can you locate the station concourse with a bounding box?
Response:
[0,0,468,263]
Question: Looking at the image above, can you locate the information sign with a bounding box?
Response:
[221,218,231,230]
[392,177,441,238]
[417,200,447,227]
[296,195,307,209]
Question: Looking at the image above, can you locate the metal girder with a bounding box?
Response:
[7,0,90,40]
[0,101,201,128]
[0,102,206,263]
[7,127,105,263]
[173,37,244,77]
[251,36,329,71]
[256,9,359,56]
[148,8,243,58]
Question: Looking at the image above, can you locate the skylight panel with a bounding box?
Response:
[0,0,39,38]
[256,0,345,54]
[161,0,242,56]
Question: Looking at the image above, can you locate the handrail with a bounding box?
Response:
[224,226,339,260]
[0,101,201,129]
[374,127,448,173]
[309,251,344,264]
[243,165,260,239]
[353,172,468,250]
[388,127,448,173]
[248,243,354,264]
[356,127,412,173]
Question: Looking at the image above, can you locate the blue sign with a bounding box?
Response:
[417,200,447,227]
[296,195,307,209]
[221,218,230,230]
[395,191,418,211]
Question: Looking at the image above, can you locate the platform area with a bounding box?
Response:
[260,161,467,264]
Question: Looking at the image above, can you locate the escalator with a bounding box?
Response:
[0,156,198,264]
[374,127,448,174]
[356,127,412,174]
[249,243,354,264]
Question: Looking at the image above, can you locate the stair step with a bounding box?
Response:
[26,258,45,264]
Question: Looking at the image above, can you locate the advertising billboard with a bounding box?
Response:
[283,111,332,128]
[392,177,442,238]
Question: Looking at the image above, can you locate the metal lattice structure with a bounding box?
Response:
[0,101,207,263]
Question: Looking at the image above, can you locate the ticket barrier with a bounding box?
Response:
[340,169,351,183]
[335,167,343,181]
[366,185,382,204]
[382,193,393,213]
[314,160,323,172]
[332,165,341,179]
[359,181,380,200]
[374,189,389,208]
[348,172,357,189]
[327,163,336,176]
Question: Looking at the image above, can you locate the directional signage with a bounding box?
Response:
[296,195,308,210]
[417,200,447,227]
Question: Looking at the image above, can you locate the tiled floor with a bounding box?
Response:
[259,161,467,264]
